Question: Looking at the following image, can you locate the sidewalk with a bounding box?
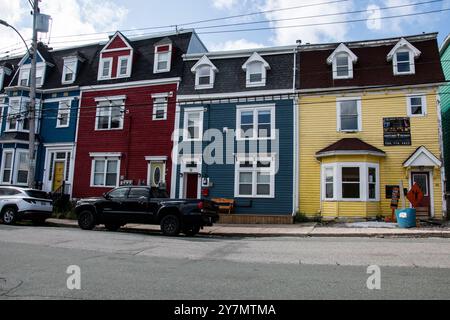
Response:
[46,218,450,238]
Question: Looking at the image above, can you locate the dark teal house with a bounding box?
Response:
[440,34,450,193]
[0,42,92,195]
[174,46,298,222]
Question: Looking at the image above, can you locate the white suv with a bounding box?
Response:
[0,186,53,225]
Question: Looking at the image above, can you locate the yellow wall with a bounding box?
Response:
[298,89,444,219]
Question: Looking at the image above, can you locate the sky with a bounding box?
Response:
[0,0,449,58]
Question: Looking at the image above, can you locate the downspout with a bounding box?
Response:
[292,45,299,218]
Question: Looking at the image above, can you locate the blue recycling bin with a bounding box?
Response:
[395,208,417,228]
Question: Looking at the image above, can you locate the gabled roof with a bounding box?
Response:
[101,31,133,52]
[191,55,218,73]
[242,52,270,70]
[327,43,358,65]
[316,138,386,158]
[403,146,441,167]
[387,38,421,61]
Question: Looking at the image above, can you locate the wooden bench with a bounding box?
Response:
[212,198,235,214]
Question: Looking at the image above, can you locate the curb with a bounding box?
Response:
[45,220,450,239]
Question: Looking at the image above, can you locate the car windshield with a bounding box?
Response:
[25,190,50,199]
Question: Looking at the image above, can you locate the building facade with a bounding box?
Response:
[439,34,450,193]
[72,30,207,198]
[175,47,298,222]
[298,33,446,220]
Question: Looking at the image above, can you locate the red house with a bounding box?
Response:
[72,30,207,198]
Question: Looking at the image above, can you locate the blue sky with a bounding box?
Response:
[0,0,449,57]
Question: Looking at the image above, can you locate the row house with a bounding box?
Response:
[439,35,450,193]
[0,43,83,194]
[175,46,298,223]
[72,30,207,198]
[298,33,446,220]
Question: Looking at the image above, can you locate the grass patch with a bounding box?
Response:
[294,212,322,224]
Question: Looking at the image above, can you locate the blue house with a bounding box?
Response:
[174,46,298,223]
[0,42,94,195]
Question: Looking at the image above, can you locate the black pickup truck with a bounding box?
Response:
[74,186,219,236]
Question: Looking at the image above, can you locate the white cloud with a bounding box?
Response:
[209,38,265,51]
[260,0,356,45]
[0,0,128,58]
[366,4,382,31]
[212,0,241,9]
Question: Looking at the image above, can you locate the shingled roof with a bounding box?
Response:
[316,138,386,158]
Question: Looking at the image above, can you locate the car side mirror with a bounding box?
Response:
[103,192,110,200]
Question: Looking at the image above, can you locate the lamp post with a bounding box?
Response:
[0,0,38,188]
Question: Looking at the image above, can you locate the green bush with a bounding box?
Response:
[295,212,322,223]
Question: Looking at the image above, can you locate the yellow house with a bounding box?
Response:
[298,34,447,220]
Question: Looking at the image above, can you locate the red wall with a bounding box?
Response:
[72,83,178,198]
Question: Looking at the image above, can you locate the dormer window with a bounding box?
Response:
[35,65,44,87]
[99,58,112,80]
[387,38,421,76]
[242,52,270,88]
[327,43,357,80]
[19,66,30,86]
[118,56,131,77]
[62,57,79,84]
[154,44,172,73]
[191,55,218,90]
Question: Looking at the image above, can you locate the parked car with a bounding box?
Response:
[74,186,219,236]
[0,186,53,225]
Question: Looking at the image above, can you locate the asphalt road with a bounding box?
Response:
[0,224,450,300]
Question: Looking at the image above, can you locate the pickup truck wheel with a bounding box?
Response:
[160,215,181,236]
[104,223,121,232]
[2,207,17,225]
[78,210,96,230]
[183,225,201,236]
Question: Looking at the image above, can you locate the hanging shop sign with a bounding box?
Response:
[383,117,411,146]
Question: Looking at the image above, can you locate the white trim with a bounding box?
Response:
[145,156,168,161]
[234,155,276,198]
[409,169,435,218]
[94,96,126,131]
[387,38,421,61]
[403,146,441,167]
[80,78,181,91]
[89,152,122,158]
[321,162,380,202]
[117,55,132,78]
[152,95,168,121]
[101,32,133,53]
[336,97,362,132]
[42,146,75,193]
[61,57,78,85]
[236,104,276,141]
[316,150,386,158]
[97,57,113,81]
[393,49,416,76]
[90,157,121,188]
[151,92,173,98]
[43,96,77,104]
[183,45,298,60]
[0,149,15,185]
[192,56,218,90]
[56,99,71,128]
[327,44,357,80]
[147,160,166,188]
[183,108,204,142]
[179,156,202,199]
[170,102,181,198]
[406,94,427,117]
[177,89,293,101]
[154,43,172,73]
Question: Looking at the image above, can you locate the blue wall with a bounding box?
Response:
[176,99,294,215]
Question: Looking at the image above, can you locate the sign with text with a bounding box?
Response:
[383,117,411,146]
[390,187,400,209]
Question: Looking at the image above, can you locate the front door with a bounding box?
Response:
[411,172,431,217]
[52,162,65,191]
[185,174,198,199]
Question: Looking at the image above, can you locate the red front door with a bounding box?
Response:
[411,172,431,216]
[185,174,198,199]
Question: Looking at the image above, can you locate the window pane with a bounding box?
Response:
[257,172,270,184]
[342,167,360,182]
[250,73,262,83]
[325,168,334,183]
[94,160,105,173]
[4,153,12,168]
[102,60,110,77]
[240,172,252,184]
[256,184,270,195]
[119,58,128,75]
[107,160,118,174]
[105,173,117,186]
[241,111,253,124]
[2,170,11,183]
[109,188,128,199]
[199,76,211,85]
[411,106,422,115]
[240,161,253,168]
[397,51,409,62]
[94,173,104,185]
[397,62,410,73]
[326,183,334,199]
[341,116,358,131]
[342,183,360,199]
[340,101,358,115]
[128,188,149,199]
[239,184,252,195]
[110,107,122,129]
[336,55,349,76]
[198,66,210,77]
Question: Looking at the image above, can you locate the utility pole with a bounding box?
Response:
[28,0,38,188]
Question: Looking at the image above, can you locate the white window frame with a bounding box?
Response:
[236,104,276,141]
[336,97,362,132]
[19,66,30,86]
[333,53,353,79]
[94,96,125,131]
[117,56,132,78]
[183,108,204,142]
[56,100,71,128]
[234,155,275,198]
[6,97,40,133]
[393,49,415,75]
[152,93,169,121]
[245,61,266,87]
[0,149,14,184]
[90,155,121,188]
[406,94,427,117]
[0,68,4,90]
[98,57,113,80]
[35,65,45,87]
[195,65,215,90]
[154,44,172,73]
[62,58,78,84]
[320,162,380,202]
[15,150,29,186]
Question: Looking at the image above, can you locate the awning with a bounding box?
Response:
[316,138,386,159]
